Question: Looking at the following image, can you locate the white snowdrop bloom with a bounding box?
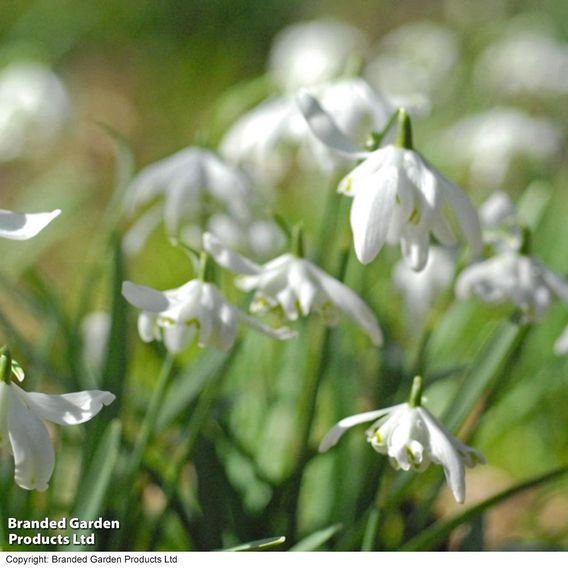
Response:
[365,21,459,101]
[297,92,482,270]
[475,29,568,98]
[393,245,456,324]
[0,208,61,240]
[122,278,295,354]
[268,18,368,92]
[438,108,562,187]
[0,62,70,162]
[455,251,568,323]
[0,348,114,491]
[220,78,396,185]
[203,232,383,345]
[206,213,285,259]
[80,311,111,371]
[554,325,568,355]
[125,148,254,249]
[319,377,484,504]
[479,191,522,253]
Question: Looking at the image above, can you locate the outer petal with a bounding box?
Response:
[7,386,55,491]
[296,90,370,158]
[540,265,568,304]
[418,407,467,503]
[122,281,170,312]
[163,325,195,353]
[350,169,398,264]
[203,232,262,276]
[0,209,61,240]
[554,325,568,355]
[319,406,403,452]
[438,177,482,256]
[310,263,383,345]
[14,385,115,426]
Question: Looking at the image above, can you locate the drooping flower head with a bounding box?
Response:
[319,376,484,504]
[203,231,382,345]
[122,259,296,354]
[0,347,115,491]
[297,93,482,270]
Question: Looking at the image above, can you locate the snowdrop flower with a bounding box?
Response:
[0,347,114,491]
[479,191,522,253]
[438,108,562,187]
[220,78,396,185]
[203,232,383,345]
[268,18,368,92]
[122,276,295,353]
[297,93,482,269]
[0,62,70,161]
[80,311,111,371]
[365,21,459,102]
[475,29,568,98]
[393,245,456,325]
[0,208,61,240]
[456,250,568,324]
[554,325,568,355]
[319,376,484,503]
[125,147,254,252]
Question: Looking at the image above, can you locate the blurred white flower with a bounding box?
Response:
[220,78,396,185]
[554,325,568,355]
[203,232,383,345]
[393,245,456,324]
[297,93,482,269]
[455,250,568,323]
[365,20,459,103]
[206,213,285,259]
[0,62,70,162]
[122,279,295,353]
[0,208,61,240]
[80,311,111,371]
[438,108,562,187]
[479,191,522,252]
[475,29,568,98]
[0,348,114,491]
[268,18,368,92]
[319,385,484,504]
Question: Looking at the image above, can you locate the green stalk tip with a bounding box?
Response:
[0,346,12,385]
[291,222,305,258]
[409,375,423,407]
[395,108,413,150]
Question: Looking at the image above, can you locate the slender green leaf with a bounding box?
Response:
[221,536,286,552]
[67,419,122,551]
[291,524,342,551]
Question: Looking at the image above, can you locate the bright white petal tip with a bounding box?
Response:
[0,209,61,240]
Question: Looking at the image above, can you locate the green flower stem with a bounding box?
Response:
[394,108,413,150]
[285,248,350,543]
[145,344,240,549]
[117,351,175,534]
[0,346,11,384]
[291,222,305,258]
[408,376,423,407]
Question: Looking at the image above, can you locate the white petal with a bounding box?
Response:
[296,90,370,158]
[122,205,163,256]
[215,303,239,352]
[319,406,402,452]
[15,385,115,426]
[0,209,61,240]
[350,170,398,264]
[310,263,383,345]
[138,312,160,342]
[203,232,262,276]
[122,281,170,312]
[439,178,482,256]
[163,325,196,353]
[7,386,54,491]
[540,265,568,304]
[554,325,568,355]
[418,407,467,503]
[400,224,430,272]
